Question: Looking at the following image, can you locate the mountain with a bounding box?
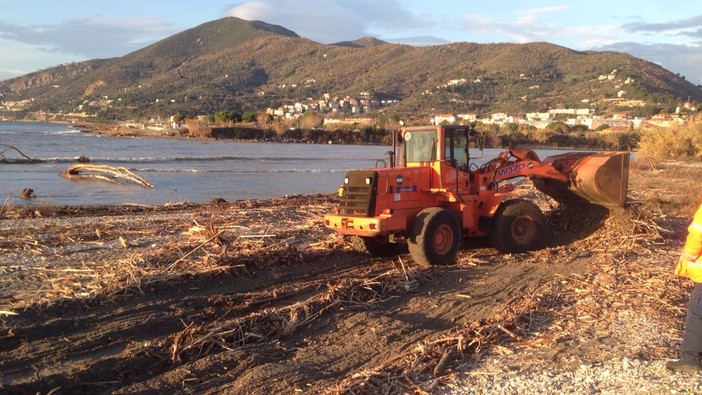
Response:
[1,17,700,121]
[332,37,388,48]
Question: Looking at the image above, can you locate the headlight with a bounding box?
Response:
[365,177,372,185]
[344,177,349,184]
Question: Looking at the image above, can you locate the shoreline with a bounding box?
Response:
[9,119,635,150]
[73,122,186,139]
[1,193,334,220]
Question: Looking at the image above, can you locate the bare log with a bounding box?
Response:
[0,145,38,163]
[59,164,154,188]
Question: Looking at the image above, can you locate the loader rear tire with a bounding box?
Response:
[349,235,401,257]
[490,199,545,253]
[408,207,461,266]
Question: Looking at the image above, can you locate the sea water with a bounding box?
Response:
[0,122,393,206]
[0,121,573,207]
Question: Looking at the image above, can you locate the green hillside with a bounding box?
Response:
[1,17,700,120]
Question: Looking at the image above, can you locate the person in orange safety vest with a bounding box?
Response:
[667,202,702,373]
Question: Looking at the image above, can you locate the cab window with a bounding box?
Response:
[404,130,436,162]
[445,130,468,169]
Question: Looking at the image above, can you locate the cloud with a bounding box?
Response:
[0,37,80,80]
[0,17,174,59]
[686,28,702,39]
[458,12,619,46]
[624,14,702,34]
[385,36,449,46]
[0,67,27,80]
[453,5,626,48]
[599,41,702,84]
[452,8,702,85]
[225,0,426,43]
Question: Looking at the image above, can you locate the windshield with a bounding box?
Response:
[404,130,436,162]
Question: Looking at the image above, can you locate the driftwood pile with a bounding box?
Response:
[1,165,697,393]
[0,198,336,311]
[168,261,422,363]
[59,164,154,188]
[326,194,686,394]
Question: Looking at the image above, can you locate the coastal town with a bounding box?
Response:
[269,91,697,131]
[259,71,698,132]
[258,69,699,131]
[2,70,699,134]
[5,92,695,134]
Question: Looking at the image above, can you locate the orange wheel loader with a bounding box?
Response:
[323,125,629,266]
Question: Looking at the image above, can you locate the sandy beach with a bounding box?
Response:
[2,164,702,394]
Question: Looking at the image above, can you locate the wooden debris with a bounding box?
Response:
[20,188,36,199]
[0,310,18,316]
[0,169,695,393]
[59,164,154,188]
[0,197,337,310]
[0,144,37,163]
[169,264,424,363]
[327,182,686,394]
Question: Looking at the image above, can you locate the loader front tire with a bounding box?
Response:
[408,207,461,266]
[349,235,401,257]
[490,199,545,253]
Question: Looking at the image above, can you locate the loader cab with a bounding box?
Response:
[400,125,472,171]
[443,127,470,170]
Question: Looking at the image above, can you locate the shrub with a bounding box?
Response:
[599,131,640,151]
[637,116,702,161]
[185,118,212,138]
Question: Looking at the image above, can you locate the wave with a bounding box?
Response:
[31,155,345,164]
[10,156,350,173]
[134,167,349,174]
[43,129,81,135]
[164,155,337,163]
[0,128,79,136]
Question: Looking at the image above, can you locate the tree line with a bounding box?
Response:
[174,109,644,151]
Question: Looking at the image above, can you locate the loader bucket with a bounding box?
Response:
[532,152,629,208]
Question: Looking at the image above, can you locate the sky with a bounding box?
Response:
[1,0,701,85]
